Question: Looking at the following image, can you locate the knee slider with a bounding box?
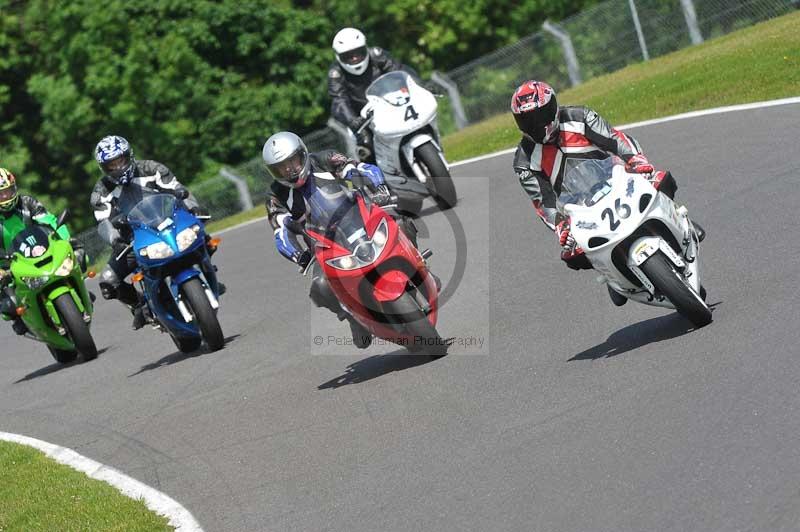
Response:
[99,281,117,300]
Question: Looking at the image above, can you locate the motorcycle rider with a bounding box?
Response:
[510,80,704,277]
[328,27,408,162]
[90,135,217,330]
[263,131,417,349]
[0,167,79,335]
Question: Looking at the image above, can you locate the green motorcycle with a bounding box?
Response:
[0,211,97,363]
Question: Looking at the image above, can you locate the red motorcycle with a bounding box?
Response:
[303,181,447,356]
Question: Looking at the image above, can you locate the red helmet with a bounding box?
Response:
[511,80,559,143]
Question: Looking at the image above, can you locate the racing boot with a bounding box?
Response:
[692,221,706,243]
[607,285,628,307]
[346,315,372,349]
[431,272,442,292]
[131,305,147,330]
[116,281,146,330]
[12,317,29,336]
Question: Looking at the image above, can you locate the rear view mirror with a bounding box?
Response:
[111,214,127,230]
[56,209,69,227]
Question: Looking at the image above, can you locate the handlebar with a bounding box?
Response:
[115,244,132,262]
[355,113,374,136]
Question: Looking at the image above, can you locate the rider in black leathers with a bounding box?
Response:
[328,27,407,162]
[90,135,208,330]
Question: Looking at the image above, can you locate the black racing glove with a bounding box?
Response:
[349,116,367,133]
[369,184,395,208]
[422,80,444,97]
[294,249,313,270]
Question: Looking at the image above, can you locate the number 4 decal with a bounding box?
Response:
[404,105,419,122]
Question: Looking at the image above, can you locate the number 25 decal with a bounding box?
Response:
[404,105,419,121]
[601,198,631,231]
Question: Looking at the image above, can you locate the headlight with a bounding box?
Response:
[327,255,357,270]
[22,276,49,289]
[325,219,389,270]
[177,225,200,251]
[144,241,174,259]
[371,218,389,249]
[55,256,74,276]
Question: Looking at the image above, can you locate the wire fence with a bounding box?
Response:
[446,0,797,124]
[75,0,797,257]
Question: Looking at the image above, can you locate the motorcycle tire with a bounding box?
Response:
[47,346,78,364]
[171,334,202,354]
[181,278,225,351]
[640,251,712,328]
[415,142,457,209]
[382,292,447,358]
[53,293,98,361]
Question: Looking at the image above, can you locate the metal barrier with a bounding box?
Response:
[75,0,796,250]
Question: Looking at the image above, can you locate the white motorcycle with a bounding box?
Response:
[558,157,712,327]
[356,71,457,210]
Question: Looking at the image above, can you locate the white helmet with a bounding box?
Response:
[332,28,369,76]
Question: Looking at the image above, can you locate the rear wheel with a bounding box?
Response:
[381,292,447,357]
[640,251,712,327]
[181,278,225,351]
[415,142,457,209]
[53,294,97,361]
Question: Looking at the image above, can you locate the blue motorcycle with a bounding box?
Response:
[121,193,224,352]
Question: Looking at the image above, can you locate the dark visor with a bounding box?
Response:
[338,46,367,65]
[0,186,17,202]
[102,156,130,178]
[267,150,307,183]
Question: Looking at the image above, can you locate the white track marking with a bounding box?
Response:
[449,97,800,167]
[0,432,203,532]
[215,97,800,236]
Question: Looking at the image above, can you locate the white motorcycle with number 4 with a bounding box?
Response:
[558,157,712,327]
[356,71,457,209]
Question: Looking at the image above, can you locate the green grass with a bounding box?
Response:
[205,205,265,233]
[0,441,172,532]
[442,11,800,162]
[150,12,800,235]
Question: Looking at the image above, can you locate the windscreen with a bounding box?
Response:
[126,194,177,229]
[558,157,617,210]
[366,71,412,106]
[11,226,52,259]
[305,182,369,252]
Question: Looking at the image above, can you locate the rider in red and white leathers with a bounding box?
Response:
[510,80,690,270]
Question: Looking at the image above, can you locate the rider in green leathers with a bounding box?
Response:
[0,168,77,335]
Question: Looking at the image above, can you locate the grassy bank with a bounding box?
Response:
[442,11,800,161]
[0,441,172,532]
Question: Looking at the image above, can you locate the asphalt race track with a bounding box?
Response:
[2,103,800,531]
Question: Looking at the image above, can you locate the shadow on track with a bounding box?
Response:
[318,349,438,390]
[569,303,721,361]
[128,335,240,377]
[14,347,111,383]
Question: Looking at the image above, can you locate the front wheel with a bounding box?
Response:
[53,294,97,361]
[640,251,712,328]
[171,334,202,354]
[48,346,77,364]
[381,292,447,357]
[181,278,225,351]
[415,142,457,209]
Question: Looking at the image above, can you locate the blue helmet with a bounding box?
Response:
[95,135,136,185]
